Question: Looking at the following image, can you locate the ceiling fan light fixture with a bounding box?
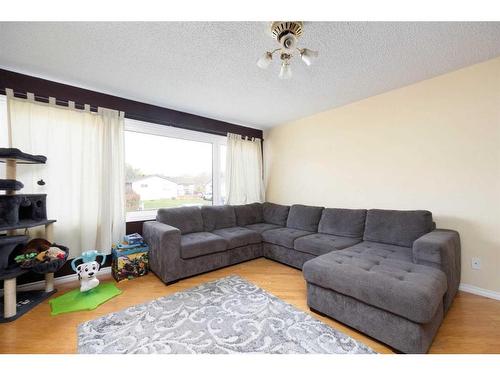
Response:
[257,51,273,69]
[279,61,292,80]
[257,21,318,79]
[300,48,319,66]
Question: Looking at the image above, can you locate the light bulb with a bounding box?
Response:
[257,52,273,69]
[300,48,319,66]
[279,62,292,80]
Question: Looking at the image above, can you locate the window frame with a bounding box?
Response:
[125,118,226,222]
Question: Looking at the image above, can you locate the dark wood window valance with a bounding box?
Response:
[0,69,263,139]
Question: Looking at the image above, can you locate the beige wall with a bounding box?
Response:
[264,57,500,293]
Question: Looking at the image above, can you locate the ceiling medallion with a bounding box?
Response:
[257,21,318,80]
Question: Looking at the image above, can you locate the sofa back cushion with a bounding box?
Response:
[318,208,367,238]
[286,204,324,232]
[363,209,434,247]
[156,206,204,235]
[201,205,237,231]
[262,202,290,226]
[234,203,264,226]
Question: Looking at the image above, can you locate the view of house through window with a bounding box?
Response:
[125,119,226,221]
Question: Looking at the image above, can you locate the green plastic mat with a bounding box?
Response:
[49,282,122,315]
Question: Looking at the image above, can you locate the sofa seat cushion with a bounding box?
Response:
[234,203,263,226]
[294,233,362,256]
[363,209,434,247]
[286,204,324,232]
[262,227,313,248]
[244,223,283,233]
[212,226,262,249]
[180,232,228,259]
[303,248,447,323]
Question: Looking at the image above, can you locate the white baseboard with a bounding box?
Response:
[0,267,112,293]
[459,283,500,301]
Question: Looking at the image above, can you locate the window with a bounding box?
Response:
[125,119,226,222]
[0,97,228,222]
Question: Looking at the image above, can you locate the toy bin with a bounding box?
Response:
[111,244,149,282]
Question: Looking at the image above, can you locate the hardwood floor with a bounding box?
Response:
[1,258,499,354]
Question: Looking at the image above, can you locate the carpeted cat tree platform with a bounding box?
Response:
[0,148,60,323]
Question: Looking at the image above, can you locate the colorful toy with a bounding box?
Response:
[71,250,107,293]
[49,282,122,315]
[46,247,66,259]
[76,261,101,292]
[12,240,67,269]
[14,252,37,263]
[124,233,143,246]
[71,250,107,270]
[116,242,142,250]
[35,247,64,262]
[111,234,149,281]
[48,250,119,315]
[112,249,149,281]
[14,252,38,268]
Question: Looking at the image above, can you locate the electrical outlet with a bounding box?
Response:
[471,257,481,270]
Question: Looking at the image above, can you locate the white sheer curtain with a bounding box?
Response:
[6,90,125,257]
[225,133,264,204]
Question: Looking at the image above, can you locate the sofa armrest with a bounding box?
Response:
[413,229,460,265]
[412,229,461,311]
[143,221,182,284]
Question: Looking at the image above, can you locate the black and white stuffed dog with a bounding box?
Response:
[76,261,100,292]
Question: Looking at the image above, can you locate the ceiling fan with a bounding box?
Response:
[257,21,319,80]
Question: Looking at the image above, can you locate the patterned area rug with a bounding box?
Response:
[78,275,376,354]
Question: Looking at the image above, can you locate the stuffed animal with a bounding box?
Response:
[23,238,51,253]
[34,246,66,263]
[13,238,57,268]
[47,246,66,259]
[76,261,100,292]
[15,252,38,268]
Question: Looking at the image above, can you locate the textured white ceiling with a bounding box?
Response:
[0,22,499,129]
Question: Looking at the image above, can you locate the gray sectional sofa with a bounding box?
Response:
[143,202,461,354]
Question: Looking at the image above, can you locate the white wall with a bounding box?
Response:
[264,57,500,293]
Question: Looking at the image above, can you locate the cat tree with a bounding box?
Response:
[0,148,57,322]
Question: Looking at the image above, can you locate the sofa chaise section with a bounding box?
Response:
[363,209,460,311]
[303,209,461,353]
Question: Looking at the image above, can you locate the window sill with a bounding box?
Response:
[126,210,157,223]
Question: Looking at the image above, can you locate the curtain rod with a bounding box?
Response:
[2,88,99,112]
[1,88,262,139]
